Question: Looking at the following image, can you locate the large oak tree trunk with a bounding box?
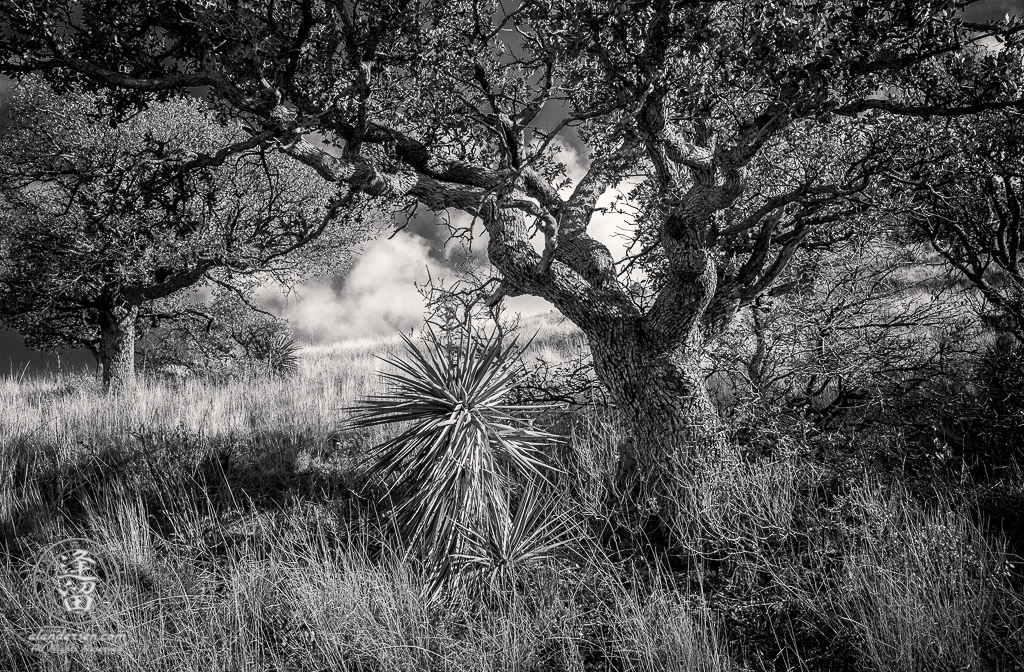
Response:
[588,323,723,512]
[482,198,728,523]
[98,302,139,392]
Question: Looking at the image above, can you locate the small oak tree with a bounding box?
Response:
[886,108,1024,340]
[5,1,1023,505]
[0,80,365,390]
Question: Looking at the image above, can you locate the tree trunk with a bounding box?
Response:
[589,324,722,497]
[478,183,731,537]
[98,302,139,392]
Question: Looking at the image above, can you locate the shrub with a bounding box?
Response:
[137,290,299,380]
[971,334,1024,461]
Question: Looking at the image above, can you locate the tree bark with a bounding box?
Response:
[479,184,730,525]
[98,301,139,392]
[586,321,723,509]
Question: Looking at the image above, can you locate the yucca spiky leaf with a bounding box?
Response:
[450,478,574,597]
[266,332,300,375]
[347,321,558,564]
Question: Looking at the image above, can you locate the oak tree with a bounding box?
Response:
[0,79,363,390]
[886,108,1024,340]
[4,0,1023,506]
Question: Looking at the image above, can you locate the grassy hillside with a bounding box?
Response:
[1,321,1022,671]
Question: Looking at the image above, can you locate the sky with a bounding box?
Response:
[275,134,635,344]
[2,0,1023,371]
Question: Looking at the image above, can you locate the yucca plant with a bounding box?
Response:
[347,319,559,573]
[449,477,574,599]
[261,332,301,376]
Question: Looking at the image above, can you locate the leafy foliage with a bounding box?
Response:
[0,78,364,388]
[885,108,1024,340]
[967,334,1024,462]
[137,290,300,379]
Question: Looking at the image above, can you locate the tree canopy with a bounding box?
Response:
[2,0,1023,501]
[883,106,1024,338]
[0,79,368,389]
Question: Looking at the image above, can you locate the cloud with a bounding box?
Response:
[505,294,555,316]
[552,139,589,192]
[282,232,452,341]
[964,0,1024,21]
[589,178,642,266]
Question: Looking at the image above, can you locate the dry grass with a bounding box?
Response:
[0,327,734,672]
[827,486,1017,672]
[1,317,1021,671]
[1,334,394,448]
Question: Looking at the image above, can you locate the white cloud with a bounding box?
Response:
[588,180,638,265]
[505,294,554,316]
[283,232,451,341]
[553,141,589,193]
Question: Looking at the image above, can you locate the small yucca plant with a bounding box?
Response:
[347,320,558,571]
[449,478,573,599]
[261,332,301,376]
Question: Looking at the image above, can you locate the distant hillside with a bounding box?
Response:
[0,329,92,376]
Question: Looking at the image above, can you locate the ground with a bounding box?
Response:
[1,320,1022,671]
